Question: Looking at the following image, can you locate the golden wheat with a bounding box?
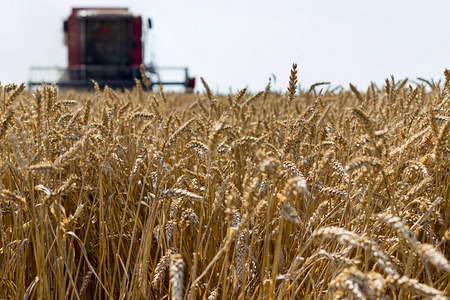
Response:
[0,68,450,299]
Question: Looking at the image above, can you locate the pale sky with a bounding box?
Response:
[1,0,450,93]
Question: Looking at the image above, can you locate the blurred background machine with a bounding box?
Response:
[29,7,195,91]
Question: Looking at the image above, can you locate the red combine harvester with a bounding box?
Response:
[29,7,195,90]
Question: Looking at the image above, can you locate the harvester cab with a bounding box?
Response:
[29,7,195,91]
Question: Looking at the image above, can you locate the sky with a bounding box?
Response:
[1,0,450,94]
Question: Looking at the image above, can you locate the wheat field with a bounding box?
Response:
[1,65,450,299]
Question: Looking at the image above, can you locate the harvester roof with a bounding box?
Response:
[74,8,133,18]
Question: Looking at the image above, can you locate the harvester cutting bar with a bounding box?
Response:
[28,65,194,90]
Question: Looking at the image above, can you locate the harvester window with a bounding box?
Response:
[85,19,130,65]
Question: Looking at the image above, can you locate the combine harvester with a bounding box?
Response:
[29,7,195,91]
